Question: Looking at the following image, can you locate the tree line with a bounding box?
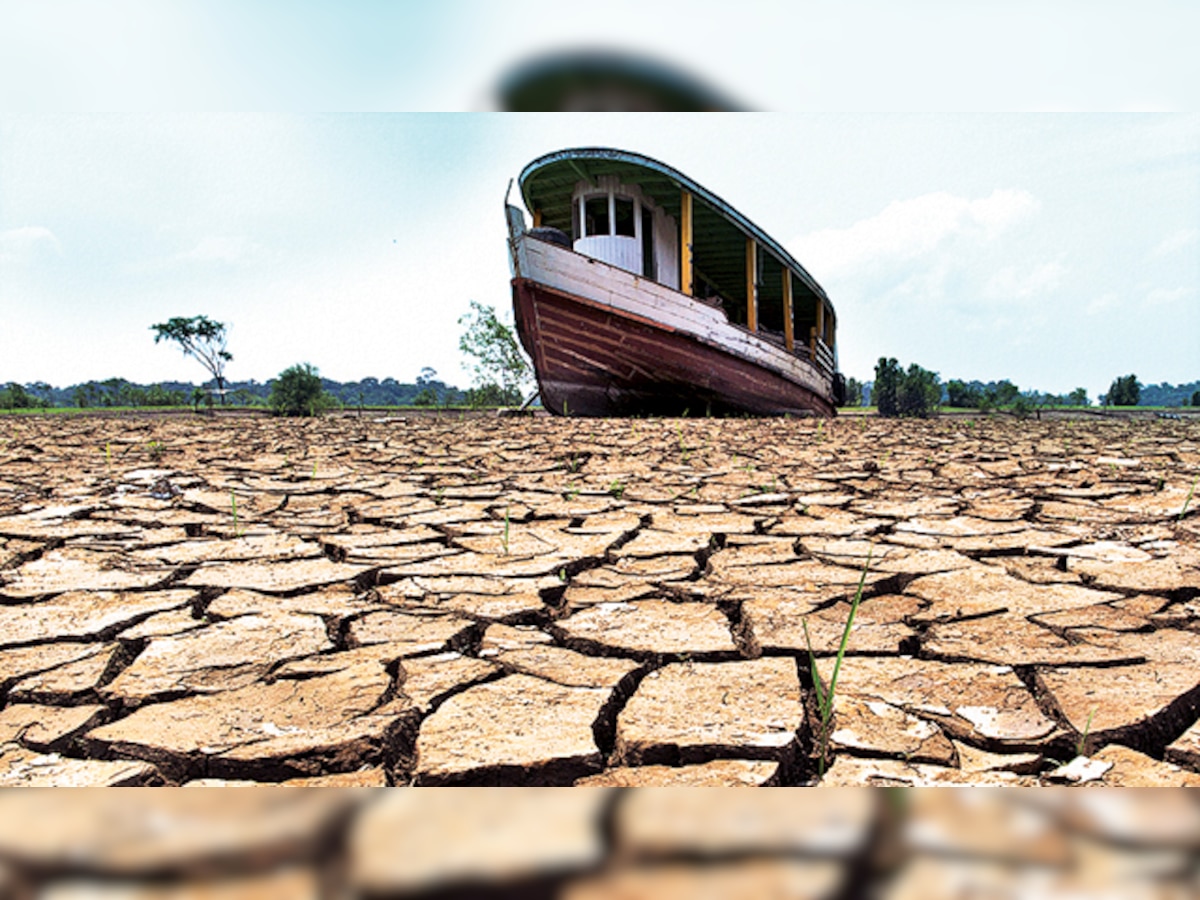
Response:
[838,363,1200,418]
[2,304,534,416]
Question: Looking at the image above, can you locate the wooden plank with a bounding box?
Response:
[681,190,694,296]
[746,238,757,333]
[532,209,543,228]
[783,269,794,352]
[513,279,833,417]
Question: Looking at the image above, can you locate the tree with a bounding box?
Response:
[151,316,233,404]
[946,379,982,409]
[1192,390,1200,408]
[458,301,532,404]
[844,377,864,407]
[873,358,901,417]
[412,387,438,407]
[269,363,334,417]
[897,363,941,418]
[988,380,1020,407]
[0,383,33,410]
[1105,374,1140,407]
[465,383,518,409]
[1067,387,1089,407]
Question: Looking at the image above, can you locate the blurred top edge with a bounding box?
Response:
[494,48,749,112]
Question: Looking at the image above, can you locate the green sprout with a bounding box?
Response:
[1076,706,1098,758]
[1180,475,1198,520]
[802,548,872,780]
[230,490,243,538]
[502,504,510,555]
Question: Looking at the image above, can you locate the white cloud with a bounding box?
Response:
[1149,228,1198,258]
[0,226,61,265]
[174,235,260,264]
[1086,292,1119,316]
[984,260,1067,300]
[791,189,1040,279]
[1144,286,1190,308]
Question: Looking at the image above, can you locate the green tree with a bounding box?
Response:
[873,358,901,417]
[1067,387,1089,407]
[946,379,981,409]
[151,315,233,404]
[897,364,941,418]
[844,377,864,407]
[458,301,532,404]
[0,383,33,410]
[1192,389,1200,407]
[1105,374,1140,407]
[988,380,1020,407]
[269,363,333,417]
[465,383,520,409]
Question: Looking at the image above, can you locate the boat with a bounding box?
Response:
[506,147,845,417]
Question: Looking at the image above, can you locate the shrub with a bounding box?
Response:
[270,363,334,417]
[1010,395,1033,419]
[466,382,522,409]
[946,379,981,409]
[1192,390,1199,408]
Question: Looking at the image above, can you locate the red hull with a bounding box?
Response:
[512,278,834,417]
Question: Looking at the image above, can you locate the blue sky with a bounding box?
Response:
[1,4,1197,400]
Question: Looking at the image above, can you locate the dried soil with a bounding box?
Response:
[1,411,1198,785]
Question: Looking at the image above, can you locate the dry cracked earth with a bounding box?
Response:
[1,411,1199,789]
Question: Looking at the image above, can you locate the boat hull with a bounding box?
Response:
[512,277,835,417]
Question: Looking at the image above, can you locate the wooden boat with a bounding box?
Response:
[507,147,845,417]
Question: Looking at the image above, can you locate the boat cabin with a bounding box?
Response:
[521,148,836,372]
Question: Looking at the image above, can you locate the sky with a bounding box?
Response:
[1,3,1198,401]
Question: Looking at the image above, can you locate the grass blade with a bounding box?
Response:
[825,548,872,714]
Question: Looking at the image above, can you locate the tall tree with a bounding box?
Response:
[1105,374,1140,407]
[151,316,232,404]
[458,301,532,405]
[873,357,901,417]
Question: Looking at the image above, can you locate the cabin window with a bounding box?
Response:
[641,207,656,279]
[584,196,609,237]
[571,201,581,241]
[614,197,636,237]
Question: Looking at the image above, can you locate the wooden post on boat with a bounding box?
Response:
[532,209,543,227]
[746,238,758,332]
[783,269,794,351]
[680,190,694,296]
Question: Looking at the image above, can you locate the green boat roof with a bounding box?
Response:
[518,147,830,309]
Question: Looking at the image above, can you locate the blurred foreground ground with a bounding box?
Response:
[0,788,1198,898]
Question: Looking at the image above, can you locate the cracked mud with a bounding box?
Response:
[1,411,1198,786]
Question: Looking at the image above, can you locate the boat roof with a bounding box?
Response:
[518,147,830,305]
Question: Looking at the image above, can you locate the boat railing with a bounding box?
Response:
[813,339,835,375]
